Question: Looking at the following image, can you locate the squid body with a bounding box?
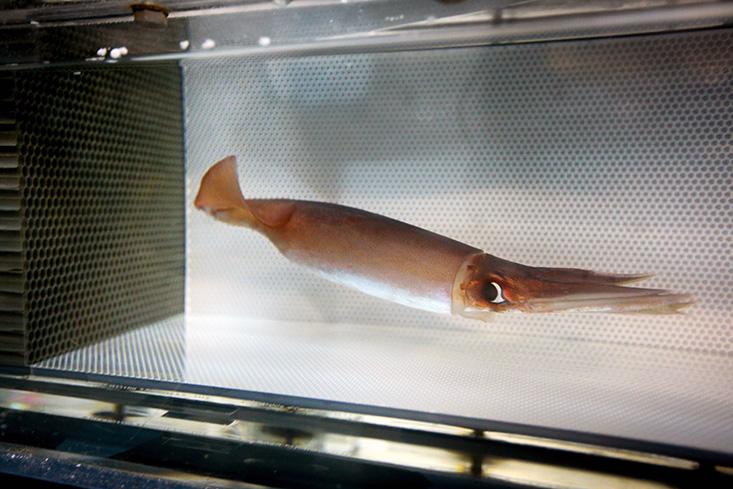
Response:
[194,156,693,320]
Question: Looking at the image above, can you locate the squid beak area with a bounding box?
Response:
[516,274,696,315]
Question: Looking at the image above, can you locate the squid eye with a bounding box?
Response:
[481,281,506,304]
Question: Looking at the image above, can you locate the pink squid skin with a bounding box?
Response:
[263,200,481,314]
[194,156,694,320]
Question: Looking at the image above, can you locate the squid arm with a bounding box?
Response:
[194,156,694,321]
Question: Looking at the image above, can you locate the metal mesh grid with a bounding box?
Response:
[37,315,186,381]
[15,65,185,364]
[182,28,732,454]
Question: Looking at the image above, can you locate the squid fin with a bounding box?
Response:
[194,155,295,228]
[194,155,247,213]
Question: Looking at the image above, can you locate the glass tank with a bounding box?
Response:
[0,1,731,488]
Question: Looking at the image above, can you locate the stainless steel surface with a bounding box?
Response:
[3,1,733,66]
[0,380,717,487]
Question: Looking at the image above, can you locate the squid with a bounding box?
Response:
[194,156,693,320]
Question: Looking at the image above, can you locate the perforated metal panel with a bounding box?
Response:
[39,315,186,380]
[185,30,732,351]
[180,28,732,455]
[14,65,186,364]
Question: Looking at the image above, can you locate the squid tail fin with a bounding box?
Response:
[194,156,295,228]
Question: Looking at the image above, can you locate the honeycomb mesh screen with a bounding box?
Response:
[181,28,732,455]
[15,64,185,364]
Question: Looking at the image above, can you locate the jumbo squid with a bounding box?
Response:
[194,156,693,320]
